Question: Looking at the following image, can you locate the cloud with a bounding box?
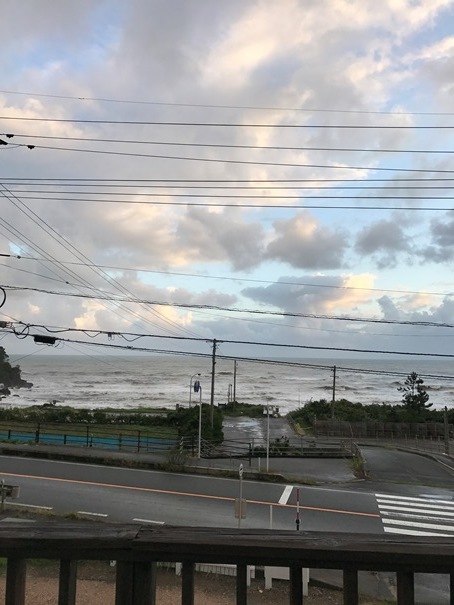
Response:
[355,219,411,268]
[242,272,376,314]
[265,212,347,269]
[417,211,454,263]
[2,0,454,357]
[175,207,266,270]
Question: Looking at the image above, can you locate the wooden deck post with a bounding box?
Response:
[396,571,415,605]
[132,561,156,605]
[236,564,248,605]
[289,565,303,604]
[6,558,26,605]
[116,561,134,605]
[58,559,77,605]
[343,569,358,605]
[181,561,195,605]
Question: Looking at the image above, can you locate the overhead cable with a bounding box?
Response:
[3,285,454,328]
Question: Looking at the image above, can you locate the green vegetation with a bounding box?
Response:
[166,405,224,442]
[0,404,174,426]
[223,401,265,417]
[289,396,453,427]
[0,347,32,390]
[398,371,432,420]
[0,402,224,442]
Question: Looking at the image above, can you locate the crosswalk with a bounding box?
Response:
[376,493,454,537]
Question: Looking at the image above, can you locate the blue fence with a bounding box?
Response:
[0,426,178,453]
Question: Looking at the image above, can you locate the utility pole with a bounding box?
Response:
[331,365,336,420]
[444,406,450,455]
[233,360,237,405]
[210,338,217,427]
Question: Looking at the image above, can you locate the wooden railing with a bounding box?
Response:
[0,523,453,604]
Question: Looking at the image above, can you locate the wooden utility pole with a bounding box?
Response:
[233,360,237,404]
[210,339,217,427]
[331,365,336,420]
[444,406,450,455]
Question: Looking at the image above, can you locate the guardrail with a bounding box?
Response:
[0,523,452,604]
[182,436,353,459]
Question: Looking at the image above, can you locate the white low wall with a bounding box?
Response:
[175,562,255,586]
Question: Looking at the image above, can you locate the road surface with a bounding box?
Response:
[1,455,453,539]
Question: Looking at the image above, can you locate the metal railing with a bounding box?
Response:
[0,522,453,604]
[0,422,177,453]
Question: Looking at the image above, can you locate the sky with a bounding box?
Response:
[1,0,454,362]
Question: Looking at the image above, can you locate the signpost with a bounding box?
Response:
[235,463,247,527]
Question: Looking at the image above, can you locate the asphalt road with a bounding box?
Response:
[362,445,454,487]
[0,455,382,533]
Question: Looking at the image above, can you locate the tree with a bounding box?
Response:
[398,372,432,419]
[0,347,32,389]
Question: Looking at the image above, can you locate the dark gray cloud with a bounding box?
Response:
[242,274,350,313]
[355,219,411,268]
[418,211,454,262]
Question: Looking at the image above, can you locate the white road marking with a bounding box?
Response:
[382,518,454,532]
[376,493,454,505]
[279,485,293,505]
[383,527,452,537]
[376,493,454,537]
[133,518,165,525]
[7,502,53,511]
[377,504,454,516]
[77,511,108,517]
[377,499,454,512]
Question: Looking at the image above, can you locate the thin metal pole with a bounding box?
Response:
[198,390,202,459]
[266,404,270,472]
[210,339,217,427]
[238,464,243,528]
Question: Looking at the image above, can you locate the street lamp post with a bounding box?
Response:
[189,373,201,408]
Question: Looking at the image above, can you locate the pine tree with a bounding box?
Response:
[397,372,432,419]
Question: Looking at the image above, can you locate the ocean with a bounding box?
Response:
[4,354,454,414]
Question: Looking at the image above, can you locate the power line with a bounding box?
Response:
[8,191,454,201]
[7,184,454,191]
[6,132,454,154]
[3,285,454,328]
[22,143,454,174]
[2,116,454,128]
[8,254,453,297]
[8,194,452,211]
[2,325,454,361]
[2,177,454,184]
[3,89,454,116]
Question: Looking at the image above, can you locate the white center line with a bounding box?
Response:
[77,511,108,517]
[133,518,165,525]
[279,485,293,505]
